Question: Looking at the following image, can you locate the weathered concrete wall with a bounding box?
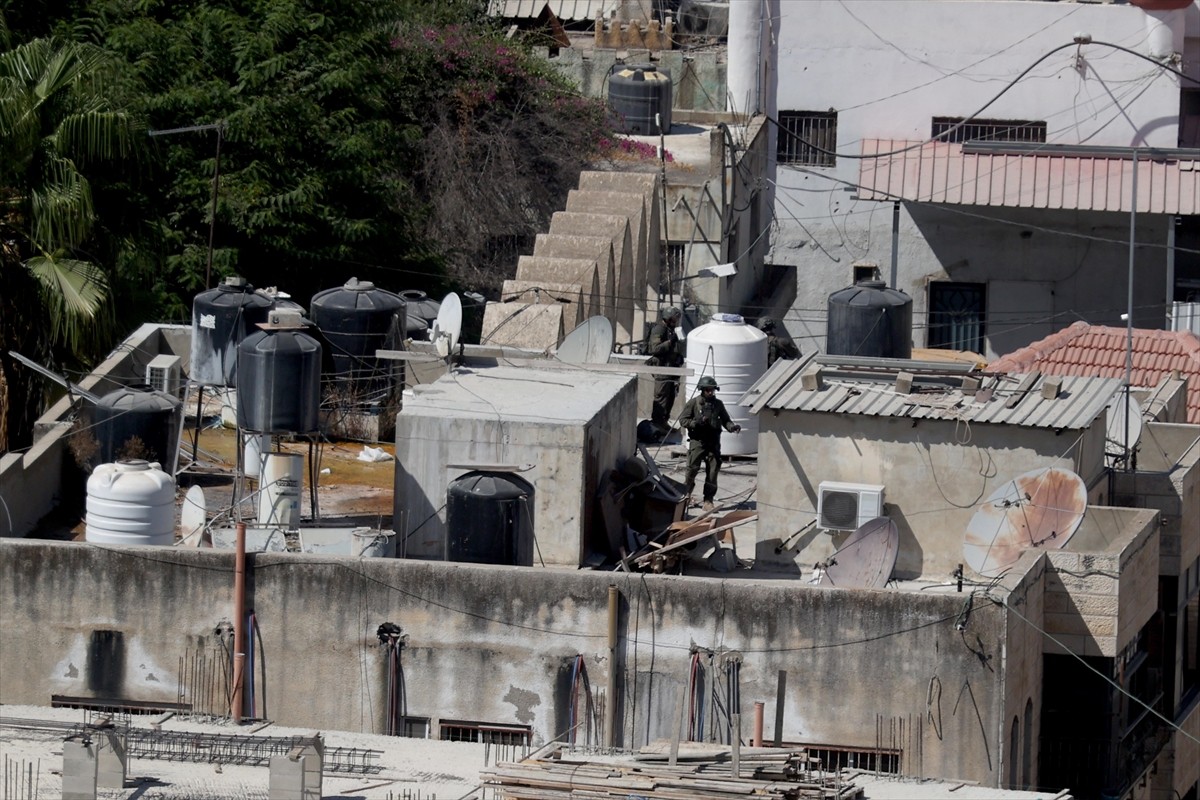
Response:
[0,539,1014,785]
[1001,552,1047,790]
[754,409,1108,578]
[548,213,636,342]
[1045,507,1160,658]
[533,234,619,328]
[395,369,637,567]
[1,324,188,538]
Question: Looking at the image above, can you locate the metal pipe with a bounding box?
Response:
[604,585,618,748]
[890,201,900,289]
[752,701,764,747]
[1125,150,1138,471]
[232,521,246,722]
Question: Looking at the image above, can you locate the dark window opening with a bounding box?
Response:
[439,719,532,746]
[1180,90,1200,148]
[661,242,686,295]
[777,111,837,167]
[395,716,430,738]
[853,264,880,283]
[932,117,1046,144]
[928,282,986,353]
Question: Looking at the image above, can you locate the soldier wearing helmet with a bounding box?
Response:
[645,306,684,435]
[678,375,741,512]
[759,317,800,367]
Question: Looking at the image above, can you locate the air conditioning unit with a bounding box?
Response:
[145,354,182,396]
[817,481,885,531]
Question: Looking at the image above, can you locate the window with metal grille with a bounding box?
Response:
[931,117,1046,144]
[439,719,532,746]
[777,111,837,167]
[928,282,986,353]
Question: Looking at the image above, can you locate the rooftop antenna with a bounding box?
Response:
[963,467,1087,577]
[7,350,100,403]
[148,121,225,290]
[819,516,899,589]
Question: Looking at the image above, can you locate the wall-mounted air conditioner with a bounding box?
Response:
[145,354,182,396]
[817,481,885,531]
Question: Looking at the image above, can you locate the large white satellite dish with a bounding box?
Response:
[431,292,463,358]
[819,516,899,589]
[557,316,614,365]
[1105,391,1143,460]
[963,467,1087,577]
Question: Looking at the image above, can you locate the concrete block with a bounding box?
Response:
[578,171,662,297]
[566,189,650,307]
[533,234,617,327]
[481,302,564,350]
[269,754,308,800]
[800,366,824,392]
[961,376,981,393]
[1041,376,1063,399]
[96,730,127,789]
[894,371,914,394]
[62,739,98,800]
[502,279,584,333]
[516,256,601,320]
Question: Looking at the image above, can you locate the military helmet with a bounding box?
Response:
[661,306,682,321]
[758,317,777,332]
[698,375,719,390]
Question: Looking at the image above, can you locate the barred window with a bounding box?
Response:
[932,117,1046,144]
[777,111,837,167]
[439,719,532,746]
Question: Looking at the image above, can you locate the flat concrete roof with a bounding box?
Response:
[402,365,634,425]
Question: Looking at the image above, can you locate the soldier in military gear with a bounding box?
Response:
[645,306,684,434]
[678,375,741,512]
[759,317,801,367]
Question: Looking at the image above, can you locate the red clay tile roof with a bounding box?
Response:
[988,321,1200,424]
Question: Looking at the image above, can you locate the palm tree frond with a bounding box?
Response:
[30,156,94,251]
[25,255,110,350]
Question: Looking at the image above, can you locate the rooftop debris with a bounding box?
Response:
[482,743,863,798]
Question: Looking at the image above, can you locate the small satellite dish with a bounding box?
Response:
[431,292,463,358]
[819,517,899,589]
[963,467,1087,577]
[557,316,614,365]
[1105,391,1143,458]
[180,485,207,546]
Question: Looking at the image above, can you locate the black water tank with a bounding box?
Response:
[827,280,913,358]
[92,386,182,468]
[189,277,273,386]
[446,471,534,566]
[400,290,439,338]
[608,64,672,135]
[236,328,322,434]
[310,278,405,398]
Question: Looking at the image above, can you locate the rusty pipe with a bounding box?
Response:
[604,585,618,748]
[752,701,764,747]
[232,521,246,723]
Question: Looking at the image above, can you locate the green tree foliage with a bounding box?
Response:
[0,12,139,450]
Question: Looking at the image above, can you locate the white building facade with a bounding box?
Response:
[733,0,1200,358]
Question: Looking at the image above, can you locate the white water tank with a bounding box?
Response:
[684,313,767,456]
[259,452,303,527]
[86,460,176,546]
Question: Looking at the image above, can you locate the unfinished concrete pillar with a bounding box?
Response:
[62,738,98,800]
[268,738,323,800]
[626,20,645,50]
[95,728,128,789]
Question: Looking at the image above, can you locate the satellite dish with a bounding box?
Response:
[179,485,207,546]
[819,517,899,589]
[557,316,614,365]
[431,293,463,358]
[963,467,1087,577]
[1105,391,1143,458]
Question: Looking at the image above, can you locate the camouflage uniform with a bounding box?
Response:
[766,333,801,366]
[678,390,739,505]
[645,319,683,428]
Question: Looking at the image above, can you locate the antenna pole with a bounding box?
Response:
[1124,150,1137,471]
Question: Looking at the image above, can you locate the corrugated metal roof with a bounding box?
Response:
[487,0,623,22]
[742,356,1121,431]
[989,321,1200,424]
[857,140,1200,215]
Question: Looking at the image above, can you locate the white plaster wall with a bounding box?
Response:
[754,411,1107,577]
[765,1,1187,358]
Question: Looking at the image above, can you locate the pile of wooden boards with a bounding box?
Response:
[481,743,863,799]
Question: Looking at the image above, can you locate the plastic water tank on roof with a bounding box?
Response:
[446,471,534,566]
[86,460,176,546]
[608,64,672,136]
[683,313,767,456]
[400,290,440,337]
[310,278,406,397]
[236,315,322,434]
[827,280,913,359]
[92,386,182,469]
[189,277,273,386]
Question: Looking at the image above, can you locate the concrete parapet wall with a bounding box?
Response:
[0,539,1011,786]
